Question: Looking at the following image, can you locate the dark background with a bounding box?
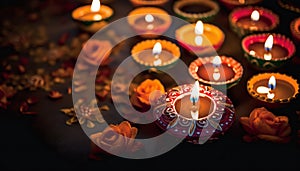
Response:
[0,0,300,170]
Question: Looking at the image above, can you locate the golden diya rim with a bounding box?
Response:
[130,0,169,6]
[278,0,300,13]
[173,0,219,22]
[71,4,114,22]
[290,17,300,42]
[247,73,299,103]
[229,6,279,32]
[175,23,225,54]
[131,39,181,67]
[241,33,296,62]
[127,7,172,34]
[189,56,243,86]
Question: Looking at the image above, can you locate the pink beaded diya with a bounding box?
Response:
[242,33,295,70]
[130,0,169,6]
[153,84,235,144]
[127,7,172,38]
[229,6,279,37]
[219,0,264,10]
[290,17,300,44]
[189,56,243,88]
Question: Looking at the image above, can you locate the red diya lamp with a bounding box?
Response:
[290,17,300,44]
[175,20,225,56]
[218,0,264,10]
[153,81,235,144]
[189,56,243,89]
[242,33,296,70]
[130,0,169,7]
[229,6,279,37]
[127,7,172,38]
[173,0,220,22]
[72,0,114,33]
[247,73,299,107]
[131,39,181,68]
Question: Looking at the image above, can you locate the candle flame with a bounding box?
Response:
[190,80,200,103]
[256,86,269,94]
[264,35,274,51]
[212,56,222,67]
[213,72,221,81]
[268,76,276,90]
[152,42,162,56]
[251,10,260,21]
[91,0,101,12]
[195,20,204,35]
[145,14,154,23]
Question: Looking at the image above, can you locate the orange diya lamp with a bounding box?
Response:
[189,56,243,88]
[175,20,225,56]
[72,0,114,33]
[247,73,299,107]
[131,39,180,68]
[290,17,300,44]
[127,7,172,38]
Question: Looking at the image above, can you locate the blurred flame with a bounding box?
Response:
[251,10,260,21]
[91,0,101,12]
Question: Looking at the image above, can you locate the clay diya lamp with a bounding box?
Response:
[130,0,169,6]
[175,20,225,56]
[247,72,299,108]
[241,33,295,70]
[127,7,172,38]
[229,6,279,37]
[173,0,219,22]
[72,0,114,33]
[189,56,243,89]
[153,81,235,144]
[219,0,264,10]
[278,0,300,13]
[131,39,181,68]
[290,17,300,44]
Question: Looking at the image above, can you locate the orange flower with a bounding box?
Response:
[240,107,291,143]
[89,121,141,159]
[135,79,165,105]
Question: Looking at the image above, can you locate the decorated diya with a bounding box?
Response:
[247,73,299,105]
[127,7,172,38]
[278,0,300,13]
[242,33,295,70]
[153,82,235,144]
[72,0,114,33]
[189,56,243,88]
[219,0,264,10]
[290,17,300,44]
[173,0,219,22]
[130,0,169,6]
[131,39,181,68]
[175,20,225,56]
[229,6,279,37]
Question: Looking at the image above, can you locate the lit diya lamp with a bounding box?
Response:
[130,0,169,6]
[290,17,300,44]
[131,39,180,68]
[229,6,279,37]
[175,20,225,56]
[173,0,219,22]
[127,7,172,38]
[242,33,296,70]
[247,73,299,106]
[153,81,235,144]
[189,56,243,88]
[72,0,114,33]
[218,0,264,10]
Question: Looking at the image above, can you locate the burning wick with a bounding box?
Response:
[256,75,276,99]
[212,56,222,81]
[190,80,200,120]
[152,42,162,66]
[91,0,102,21]
[145,14,154,30]
[194,20,204,46]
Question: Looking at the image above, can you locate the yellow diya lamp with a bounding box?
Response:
[153,81,235,144]
[173,0,219,22]
[127,7,172,38]
[189,55,243,89]
[229,6,279,37]
[175,20,225,56]
[130,0,169,6]
[72,0,114,33]
[131,39,180,68]
[247,73,299,108]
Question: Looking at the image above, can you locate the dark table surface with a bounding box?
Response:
[1,0,300,170]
